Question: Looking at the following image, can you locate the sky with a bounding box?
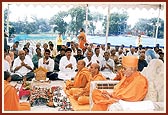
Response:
[2,3,165,28]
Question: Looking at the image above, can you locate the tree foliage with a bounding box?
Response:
[103,12,129,35]
[4,6,164,39]
[49,11,68,34]
[132,18,164,38]
[68,6,86,35]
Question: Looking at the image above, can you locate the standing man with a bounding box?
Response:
[56,33,63,52]
[77,28,86,51]
[136,34,142,47]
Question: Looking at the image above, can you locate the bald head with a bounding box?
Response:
[89,63,100,75]
[18,50,25,55]
[92,63,100,70]
[78,60,86,66]
[18,50,25,60]
[77,60,86,71]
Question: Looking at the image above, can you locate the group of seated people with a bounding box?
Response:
[4,55,150,111]
[3,40,164,111]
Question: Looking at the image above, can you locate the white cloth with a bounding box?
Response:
[38,57,54,72]
[100,48,105,56]
[83,57,97,67]
[12,56,34,76]
[92,54,104,66]
[58,71,76,81]
[58,56,77,80]
[118,100,155,111]
[4,60,10,72]
[116,52,125,59]
[28,46,35,58]
[100,58,115,72]
[49,48,57,57]
[127,52,139,57]
[101,71,116,79]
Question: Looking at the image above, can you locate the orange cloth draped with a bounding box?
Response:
[91,72,107,81]
[65,67,91,95]
[78,32,86,50]
[4,80,30,111]
[113,70,124,81]
[75,72,106,105]
[91,71,148,111]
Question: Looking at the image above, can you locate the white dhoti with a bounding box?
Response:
[100,71,116,79]
[58,71,76,81]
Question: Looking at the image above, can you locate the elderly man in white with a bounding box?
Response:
[58,48,77,80]
[100,51,116,79]
[11,50,34,81]
[83,50,97,68]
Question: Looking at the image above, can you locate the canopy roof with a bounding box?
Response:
[5,2,164,11]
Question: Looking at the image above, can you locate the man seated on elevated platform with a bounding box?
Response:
[91,56,148,111]
[4,71,30,111]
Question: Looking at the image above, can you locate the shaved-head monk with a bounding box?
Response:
[72,63,106,105]
[91,56,148,111]
[4,71,30,111]
[65,60,91,95]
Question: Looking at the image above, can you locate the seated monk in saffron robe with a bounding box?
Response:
[73,63,106,105]
[65,60,91,96]
[4,71,30,111]
[91,56,148,111]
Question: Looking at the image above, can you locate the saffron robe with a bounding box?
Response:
[75,72,106,105]
[78,32,86,50]
[4,80,30,111]
[65,67,91,95]
[91,71,148,111]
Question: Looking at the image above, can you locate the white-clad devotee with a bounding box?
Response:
[38,49,58,80]
[83,50,97,68]
[127,47,139,57]
[4,59,10,72]
[100,51,116,79]
[4,50,11,72]
[24,42,35,58]
[100,44,106,56]
[38,49,54,72]
[69,41,77,56]
[116,48,125,64]
[92,47,104,66]
[58,48,77,80]
[41,43,49,56]
[11,50,34,81]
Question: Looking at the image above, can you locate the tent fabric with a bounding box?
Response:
[7,3,164,11]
